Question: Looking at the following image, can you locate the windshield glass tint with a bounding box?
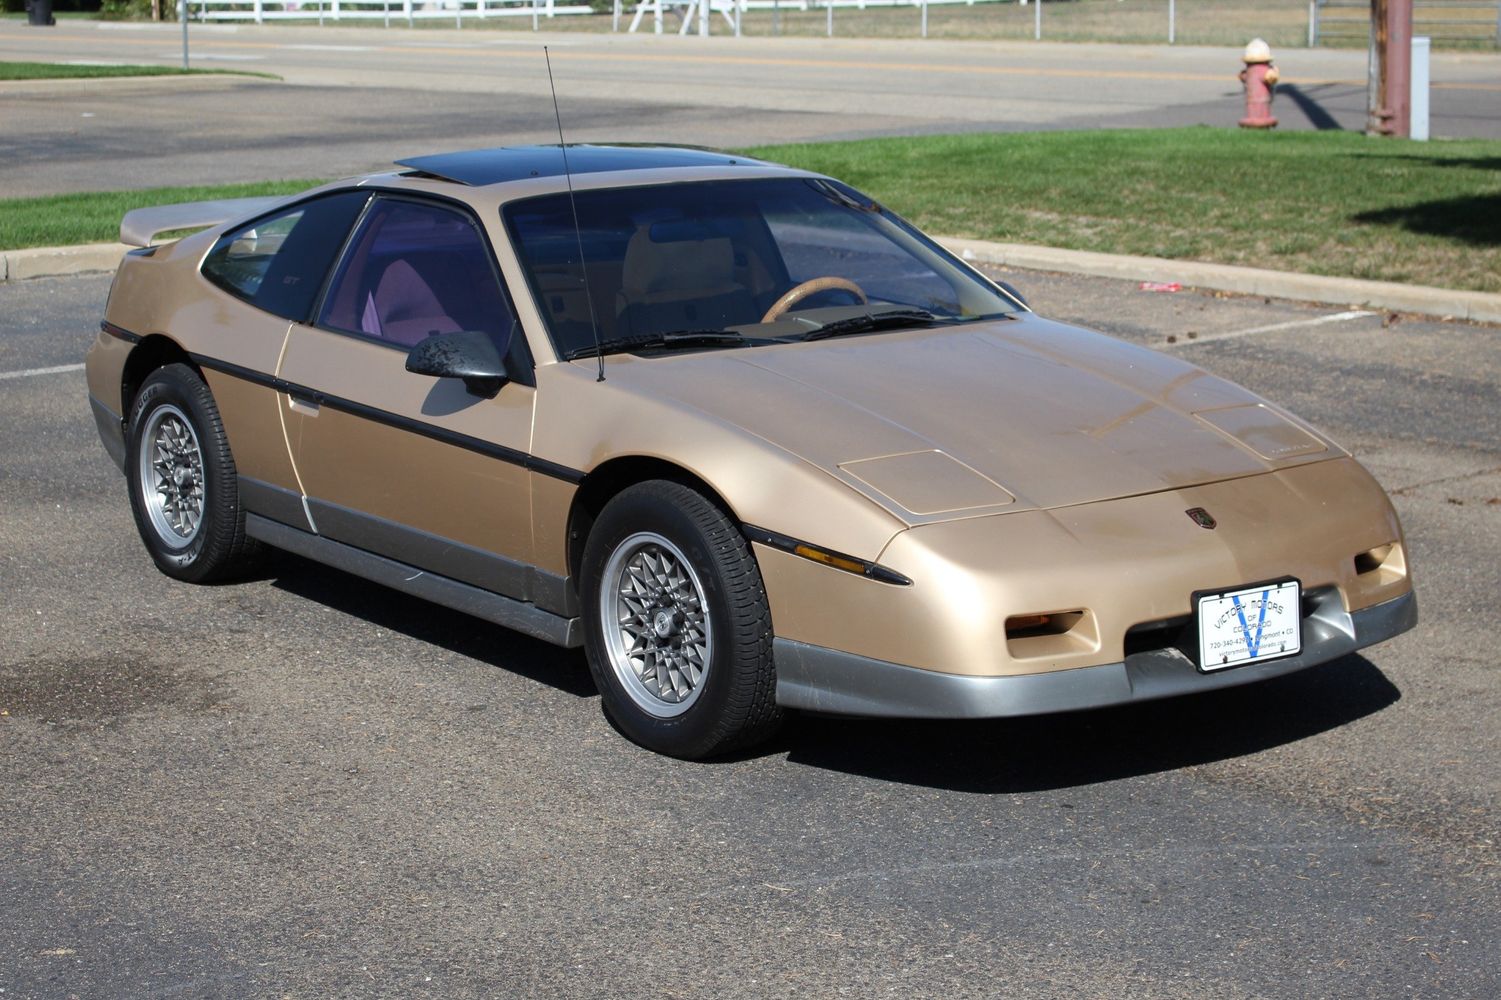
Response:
[503,178,1016,359]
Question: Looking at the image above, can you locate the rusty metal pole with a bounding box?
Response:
[1384,0,1414,136]
[1367,0,1387,134]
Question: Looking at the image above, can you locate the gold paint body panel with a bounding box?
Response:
[89,234,301,490]
[762,457,1408,677]
[86,160,1413,693]
[278,325,537,565]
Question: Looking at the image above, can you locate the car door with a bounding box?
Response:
[193,191,373,526]
[277,193,542,603]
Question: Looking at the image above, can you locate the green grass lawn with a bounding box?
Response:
[0,60,277,81]
[0,181,322,249]
[747,129,1501,294]
[0,10,94,19]
[4,129,1498,294]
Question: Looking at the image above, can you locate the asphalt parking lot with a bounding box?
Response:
[2,267,1497,998]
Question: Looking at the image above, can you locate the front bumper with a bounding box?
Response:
[774,588,1416,718]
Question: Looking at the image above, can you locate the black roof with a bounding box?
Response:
[394,144,767,187]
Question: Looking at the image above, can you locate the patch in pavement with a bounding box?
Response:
[0,655,228,733]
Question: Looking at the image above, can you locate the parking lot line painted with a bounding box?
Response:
[155,52,267,61]
[1164,310,1376,348]
[0,363,85,381]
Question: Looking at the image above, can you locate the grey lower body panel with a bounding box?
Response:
[89,394,126,472]
[774,589,1417,719]
[303,497,577,618]
[239,479,578,620]
[245,514,583,648]
[239,477,314,533]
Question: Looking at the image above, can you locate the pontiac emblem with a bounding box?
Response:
[1186,507,1217,530]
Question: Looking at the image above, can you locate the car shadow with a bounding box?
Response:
[263,552,597,699]
[251,553,1400,787]
[773,654,1400,793]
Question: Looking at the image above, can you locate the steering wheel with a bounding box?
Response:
[760,276,868,324]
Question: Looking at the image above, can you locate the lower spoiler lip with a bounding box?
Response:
[119,195,289,248]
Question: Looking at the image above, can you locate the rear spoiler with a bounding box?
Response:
[119,195,290,248]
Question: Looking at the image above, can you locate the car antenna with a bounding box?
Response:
[544,46,605,383]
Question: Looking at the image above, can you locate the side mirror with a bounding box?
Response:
[997,281,1029,309]
[406,330,509,399]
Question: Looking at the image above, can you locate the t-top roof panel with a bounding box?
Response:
[394,145,766,187]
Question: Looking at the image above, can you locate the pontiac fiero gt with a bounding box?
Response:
[86,145,1416,758]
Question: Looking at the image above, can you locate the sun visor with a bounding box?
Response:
[1193,403,1327,462]
[839,451,1015,517]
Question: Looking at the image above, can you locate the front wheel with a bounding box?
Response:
[581,481,783,759]
[124,363,262,583]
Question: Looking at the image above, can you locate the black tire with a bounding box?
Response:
[124,363,263,583]
[580,480,783,759]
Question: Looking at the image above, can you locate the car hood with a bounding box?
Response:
[607,315,1341,524]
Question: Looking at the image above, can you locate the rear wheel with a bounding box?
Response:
[581,480,782,759]
[125,363,262,582]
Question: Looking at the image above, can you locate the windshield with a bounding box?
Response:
[502,177,1019,360]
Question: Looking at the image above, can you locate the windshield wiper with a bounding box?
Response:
[566,330,759,361]
[800,309,948,342]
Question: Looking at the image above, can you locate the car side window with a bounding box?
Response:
[318,197,516,352]
[201,191,371,322]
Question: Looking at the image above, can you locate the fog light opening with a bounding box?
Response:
[1354,541,1406,585]
[1004,609,1100,660]
[1006,611,1082,639]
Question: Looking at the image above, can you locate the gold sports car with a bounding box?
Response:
[86,145,1417,758]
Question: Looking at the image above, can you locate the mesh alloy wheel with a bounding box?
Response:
[124,364,262,583]
[599,531,714,718]
[136,403,206,550]
[580,480,783,758]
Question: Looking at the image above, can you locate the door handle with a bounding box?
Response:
[288,394,320,416]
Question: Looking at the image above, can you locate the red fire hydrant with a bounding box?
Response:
[1238,38,1280,130]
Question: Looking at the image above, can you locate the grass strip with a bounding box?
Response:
[0,181,323,249]
[745,128,1501,294]
[0,60,278,81]
[4,129,1498,294]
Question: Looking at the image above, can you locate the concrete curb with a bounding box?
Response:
[5,237,1499,326]
[941,238,1501,326]
[0,75,262,95]
[1,243,131,283]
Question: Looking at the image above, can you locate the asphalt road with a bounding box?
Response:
[3,22,1499,197]
[1,269,1497,998]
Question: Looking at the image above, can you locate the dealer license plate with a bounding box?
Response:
[1196,580,1302,672]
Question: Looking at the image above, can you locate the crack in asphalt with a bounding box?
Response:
[1389,464,1501,496]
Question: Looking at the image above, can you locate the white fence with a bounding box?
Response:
[190,0,592,23]
[618,0,1006,37]
[1312,0,1500,47]
[187,0,997,28]
[181,0,1499,47]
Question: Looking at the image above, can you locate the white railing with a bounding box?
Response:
[1312,0,1499,48]
[619,0,998,36]
[736,0,979,7]
[191,0,593,23]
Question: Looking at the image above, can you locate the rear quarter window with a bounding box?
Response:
[201,190,370,322]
